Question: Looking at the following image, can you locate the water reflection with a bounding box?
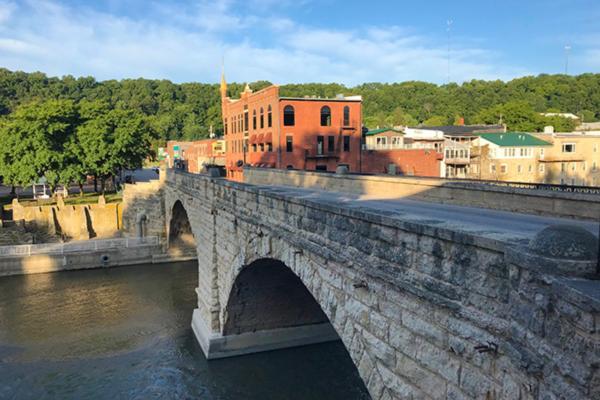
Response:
[0,262,370,399]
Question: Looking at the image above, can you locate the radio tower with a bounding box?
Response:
[447,19,453,83]
[564,44,571,75]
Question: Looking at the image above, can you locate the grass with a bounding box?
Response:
[1,192,122,210]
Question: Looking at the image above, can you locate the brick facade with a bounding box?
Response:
[361,149,442,177]
[221,79,362,180]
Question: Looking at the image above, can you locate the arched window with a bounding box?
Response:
[320,106,331,126]
[283,105,295,126]
[267,105,272,128]
[253,109,257,130]
[343,106,350,126]
[260,107,264,129]
[224,118,228,135]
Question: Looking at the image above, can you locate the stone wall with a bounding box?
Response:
[243,167,600,221]
[122,176,166,241]
[11,201,121,240]
[166,169,599,400]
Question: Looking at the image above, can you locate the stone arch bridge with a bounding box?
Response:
[157,169,599,400]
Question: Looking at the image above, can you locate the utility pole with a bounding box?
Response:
[564,44,571,75]
[447,19,453,84]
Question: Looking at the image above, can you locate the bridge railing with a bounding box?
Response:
[0,236,159,258]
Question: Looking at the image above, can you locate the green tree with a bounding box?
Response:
[76,108,152,192]
[475,101,540,131]
[423,115,448,126]
[0,99,79,192]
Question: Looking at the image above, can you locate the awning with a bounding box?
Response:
[264,132,273,143]
[257,133,264,143]
[249,134,257,144]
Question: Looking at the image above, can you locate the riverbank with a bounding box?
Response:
[0,237,196,277]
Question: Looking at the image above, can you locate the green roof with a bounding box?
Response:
[365,127,403,136]
[478,132,551,147]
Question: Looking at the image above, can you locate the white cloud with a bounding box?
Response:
[0,0,533,85]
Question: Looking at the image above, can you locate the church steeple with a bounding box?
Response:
[220,68,227,100]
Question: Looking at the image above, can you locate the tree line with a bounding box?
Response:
[1,68,599,190]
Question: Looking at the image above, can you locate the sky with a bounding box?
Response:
[0,0,599,85]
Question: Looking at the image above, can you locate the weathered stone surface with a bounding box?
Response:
[161,169,600,400]
[529,224,598,261]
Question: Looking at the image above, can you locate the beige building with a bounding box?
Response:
[469,132,551,182]
[534,132,600,186]
[467,131,600,186]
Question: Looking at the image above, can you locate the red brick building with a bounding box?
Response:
[166,138,225,173]
[361,149,442,177]
[221,75,363,181]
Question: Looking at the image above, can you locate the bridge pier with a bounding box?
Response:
[192,309,338,359]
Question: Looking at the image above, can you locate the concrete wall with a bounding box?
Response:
[0,243,162,276]
[243,167,600,221]
[166,169,599,400]
[12,201,121,240]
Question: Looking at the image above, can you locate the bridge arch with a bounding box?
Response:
[223,258,330,335]
[217,249,372,395]
[167,199,197,257]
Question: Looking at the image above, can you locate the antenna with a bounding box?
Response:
[446,19,453,84]
[564,44,571,75]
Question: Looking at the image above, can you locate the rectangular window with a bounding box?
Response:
[259,143,264,152]
[539,164,545,173]
[267,143,273,152]
[562,143,576,153]
[517,165,522,173]
[244,106,248,132]
[343,135,350,152]
[490,164,496,173]
[500,164,507,174]
[317,136,324,155]
[540,148,545,158]
[328,135,335,152]
[286,136,293,152]
[252,144,257,152]
[561,163,566,172]
[528,165,532,173]
[316,165,327,171]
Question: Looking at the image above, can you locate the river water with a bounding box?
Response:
[0,261,370,399]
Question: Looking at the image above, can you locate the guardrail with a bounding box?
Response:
[430,177,600,195]
[0,236,160,258]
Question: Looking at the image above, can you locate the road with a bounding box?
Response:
[259,185,599,244]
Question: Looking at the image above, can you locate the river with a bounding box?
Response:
[0,261,370,399]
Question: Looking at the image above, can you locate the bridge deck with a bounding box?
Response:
[257,185,599,245]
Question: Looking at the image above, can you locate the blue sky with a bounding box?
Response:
[0,0,598,85]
